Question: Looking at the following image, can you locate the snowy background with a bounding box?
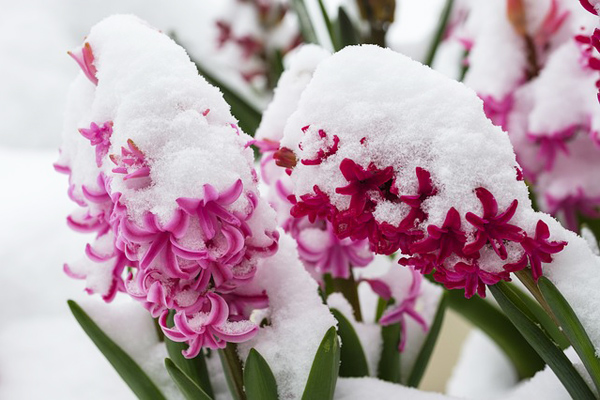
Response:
[0,0,475,398]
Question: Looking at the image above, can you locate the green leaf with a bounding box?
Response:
[290,0,319,44]
[301,326,341,400]
[164,311,214,397]
[407,293,447,387]
[165,358,213,400]
[446,288,544,379]
[219,343,247,400]
[330,309,369,377]
[424,0,455,67]
[490,283,595,399]
[538,276,600,394]
[244,349,279,400]
[336,7,360,50]
[67,300,167,400]
[317,0,337,50]
[194,62,262,136]
[507,282,569,350]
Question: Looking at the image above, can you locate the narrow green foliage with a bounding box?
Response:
[244,349,279,400]
[165,358,213,400]
[336,7,360,50]
[539,276,600,394]
[490,283,595,399]
[194,62,262,136]
[424,0,455,66]
[67,300,167,400]
[507,282,569,349]
[318,0,337,49]
[291,0,320,44]
[407,293,447,387]
[301,326,341,400]
[446,289,544,379]
[330,308,369,377]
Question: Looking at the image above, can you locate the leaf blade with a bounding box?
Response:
[301,326,341,400]
[165,358,213,400]
[446,288,544,379]
[330,308,369,377]
[490,283,595,400]
[244,348,279,400]
[539,276,600,394]
[67,300,167,400]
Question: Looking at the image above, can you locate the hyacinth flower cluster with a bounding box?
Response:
[277,45,568,299]
[214,0,302,88]
[56,16,278,358]
[443,0,600,232]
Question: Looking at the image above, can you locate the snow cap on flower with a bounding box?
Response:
[57,15,278,356]
[279,45,567,297]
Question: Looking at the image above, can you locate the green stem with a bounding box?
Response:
[424,0,455,67]
[331,272,363,322]
[446,289,544,379]
[219,343,246,400]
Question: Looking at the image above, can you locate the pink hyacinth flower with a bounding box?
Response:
[79,121,114,167]
[378,268,428,351]
[159,292,258,358]
[110,139,151,188]
[68,42,98,85]
[296,222,373,279]
[479,94,513,131]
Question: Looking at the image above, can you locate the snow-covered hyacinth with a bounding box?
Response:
[214,0,302,89]
[453,0,600,232]
[255,45,373,280]
[55,15,278,358]
[277,45,568,299]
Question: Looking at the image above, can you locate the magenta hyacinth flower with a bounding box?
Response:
[159,293,258,358]
[504,220,567,281]
[336,158,395,216]
[410,207,466,264]
[480,94,513,131]
[110,139,151,188]
[300,127,340,166]
[79,121,114,167]
[68,42,98,85]
[435,260,509,299]
[463,188,525,260]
